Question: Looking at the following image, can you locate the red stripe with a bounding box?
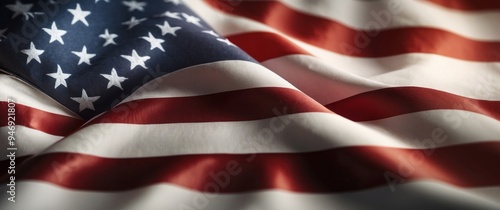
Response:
[0,102,84,136]
[207,0,500,61]
[5,142,500,192]
[87,87,499,125]
[90,87,330,125]
[426,0,500,11]
[326,87,500,121]
[227,32,310,62]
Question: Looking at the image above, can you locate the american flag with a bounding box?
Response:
[0,0,499,209]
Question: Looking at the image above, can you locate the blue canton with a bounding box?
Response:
[0,0,254,119]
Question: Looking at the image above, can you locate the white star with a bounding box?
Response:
[203,30,219,37]
[99,29,118,46]
[217,38,235,46]
[140,32,165,52]
[156,21,181,36]
[182,13,203,27]
[68,3,91,26]
[156,11,181,19]
[121,50,150,70]
[95,0,110,3]
[101,68,127,89]
[164,0,182,5]
[42,22,67,44]
[122,16,146,29]
[47,65,71,89]
[71,89,100,111]
[21,42,44,64]
[5,1,32,19]
[72,46,96,65]
[122,0,147,12]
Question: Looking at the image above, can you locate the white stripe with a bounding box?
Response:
[185,0,286,36]
[186,0,500,76]
[264,55,385,104]
[184,0,500,103]
[113,52,500,105]
[186,0,500,41]
[120,60,297,104]
[0,126,62,160]
[0,74,80,118]
[261,54,500,104]
[43,110,500,158]
[1,181,498,210]
[280,0,500,41]
[257,26,500,93]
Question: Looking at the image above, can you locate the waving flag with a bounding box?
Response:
[1,0,500,209]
